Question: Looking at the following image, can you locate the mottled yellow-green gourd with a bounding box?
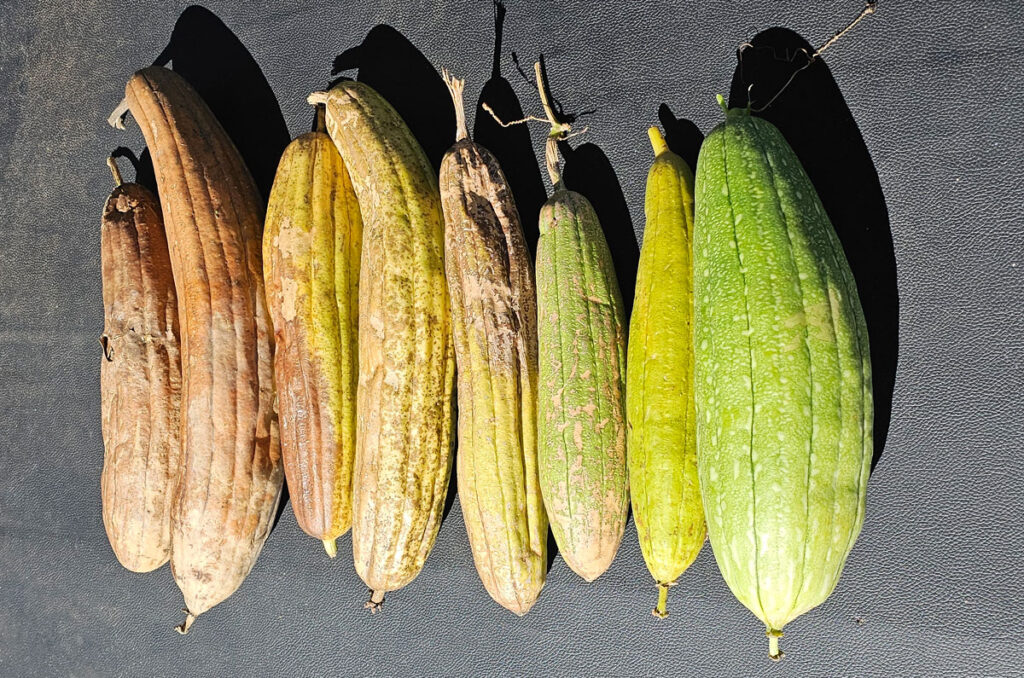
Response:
[627,127,706,618]
[263,106,362,557]
[533,62,628,582]
[308,82,455,611]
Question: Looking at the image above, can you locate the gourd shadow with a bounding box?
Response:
[110,147,156,194]
[153,5,290,202]
[559,140,640,319]
[728,27,898,472]
[441,402,459,529]
[473,0,546,256]
[333,24,455,171]
[657,103,704,173]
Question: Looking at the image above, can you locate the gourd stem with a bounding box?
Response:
[767,628,784,661]
[534,61,561,134]
[648,126,668,157]
[175,610,196,635]
[307,91,329,107]
[544,136,562,190]
[365,589,386,614]
[322,538,337,558]
[315,104,326,134]
[108,97,130,129]
[107,156,123,187]
[533,60,568,190]
[442,68,469,142]
[652,583,670,618]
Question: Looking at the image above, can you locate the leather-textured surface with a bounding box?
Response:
[1,1,1021,675]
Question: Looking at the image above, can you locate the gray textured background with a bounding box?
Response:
[1,1,1022,676]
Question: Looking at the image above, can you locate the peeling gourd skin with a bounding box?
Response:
[627,128,706,617]
[439,81,547,613]
[117,67,283,631]
[693,104,872,657]
[100,178,181,573]
[263,129,362,553]
[536,188,628,582]
[311,82,455,599]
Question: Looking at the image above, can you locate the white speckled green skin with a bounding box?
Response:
[693,103,872,657]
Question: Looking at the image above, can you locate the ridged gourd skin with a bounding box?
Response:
[536,186,628,582]
[438,74,547,615]
[263,125,362,556]
[310,81,455,603]
[116,66,283,632]
[100,169,182,573]
[693,102,872,658]
[626,128,706,617]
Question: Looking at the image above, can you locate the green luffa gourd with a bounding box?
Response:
[693,97,872,659]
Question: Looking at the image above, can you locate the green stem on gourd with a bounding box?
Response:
[767,628,784,661]
[653,583,670,618]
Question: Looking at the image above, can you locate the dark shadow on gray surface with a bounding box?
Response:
[110,146,156,193]
[133,149,157,195]
[658,103,703,172]
[546,526,558,573]
[333,24,455,171]
[560,140,639,318]
[729,27,897,472]
[441,400,459,529]
[153,5,290,202]
[474,0,546,256]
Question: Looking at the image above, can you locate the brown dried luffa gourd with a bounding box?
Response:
[100,155,182,574]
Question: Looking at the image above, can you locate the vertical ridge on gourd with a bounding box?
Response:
[110,66,283,633]
[532,63,628,582]
[438,71,546,615]
[263,106,362,556]
[626,127,706,617]
[308,80,455,609]
[100,155,182,573]
[693,97,872,659]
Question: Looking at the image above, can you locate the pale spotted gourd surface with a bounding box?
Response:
[314,81,456,598]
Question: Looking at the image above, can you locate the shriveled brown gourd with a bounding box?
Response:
[109,66,282,633]
[99,155,182,574]
[438,71,546,615]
